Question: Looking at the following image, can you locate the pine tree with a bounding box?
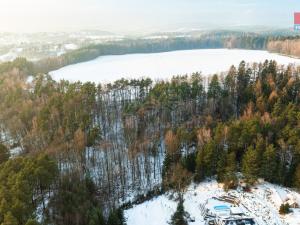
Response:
[0,143,9,164]
[216,150,227,182]
[295,165,300,189]
[262,144,278,182]
[279,203,290,215]
[107,209,126,225]
[236,61,252,115]
[25,219,40,225]
[223,152,238,190]
[88,207,105,225]
[162,153,172,178]
[242,146,260,184]
[202,141,218,177]
[217,151,238,190]
[224,66,237,118]
[170,196,188,225]
[208,75,222,99]
[196,141,217,181]
[195,149,205,182]
[2,212,18,225]
[208,75,222,115]
[225,152,237,175]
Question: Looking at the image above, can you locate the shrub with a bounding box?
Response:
[279,203,290,215]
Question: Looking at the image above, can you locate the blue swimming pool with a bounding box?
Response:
[214,205,230,211]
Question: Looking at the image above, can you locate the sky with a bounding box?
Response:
[0,0,299,33]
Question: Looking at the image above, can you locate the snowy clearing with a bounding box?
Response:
[125,180,300,225]
[125,195,177,225]
[50,49,300,84]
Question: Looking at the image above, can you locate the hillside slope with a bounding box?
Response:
[125,180,300,225]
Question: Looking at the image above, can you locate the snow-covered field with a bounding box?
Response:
[50,49,300,84]
[125,180,300,225]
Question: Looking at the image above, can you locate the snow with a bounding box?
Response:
[64,43,78,50]
[230,206,244,215]
[0,51,17,62]
[143,35,169,40]
[285,209,300,225]
[125,179,300,225]
[125,195,177,225]
[0,47,24,62]
[9,146,23,157]
[50,49,300,84]
[56,50,66,56]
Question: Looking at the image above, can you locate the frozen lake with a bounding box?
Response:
[50,49,300,83]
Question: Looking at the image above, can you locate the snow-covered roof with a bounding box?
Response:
[230,207,244,215]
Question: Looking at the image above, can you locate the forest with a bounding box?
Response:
[2,31,296,76]
[32,31,280,74]
[268,36,300,58]
[0,54,300,225]
[33,32,300,75]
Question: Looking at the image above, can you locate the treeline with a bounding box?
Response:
[267,36,300,58]
[2,32,299,77]
[31,34,300,74]
[148,61,300,191]
[0,57,34,75]
[34,32,271,73]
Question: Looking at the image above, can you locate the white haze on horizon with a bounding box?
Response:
[0,0,298,34]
